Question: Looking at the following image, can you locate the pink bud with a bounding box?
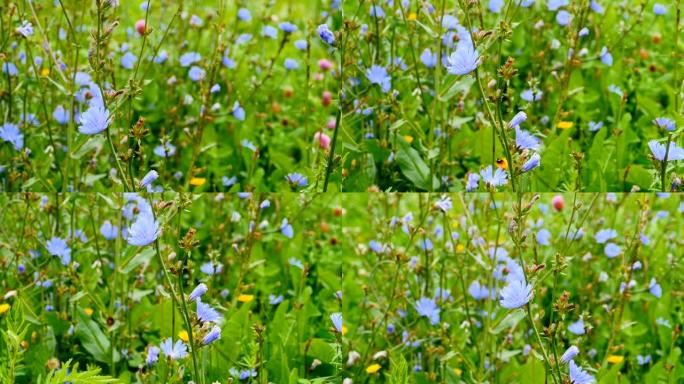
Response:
[552,195,565,211]
[318,59,333,71]
[314,131,331,150]
[326,117,336,130]
[313,73,324,81]
[135,19,146,35]
[322,90,332,107]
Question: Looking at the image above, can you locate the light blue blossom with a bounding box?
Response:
[78,106,110,135]
[415,297,440,325]
[466,173,480,191]
[262,25,278,39]
[480,166,508,187]
[0,123,24,150]
[604,242,621,258]
[237,8,251,21]
[366,65,391,93]
[649,140,684,161]
[556,10,572,26]
[420,48,438,68]
[280,218,294,238]
[140,170,158,188]
[189,283,208,301]
[521,89,543,102]
[232,101,245,121]
[500,280,533,309]
[649,278,662,298]
[595,229,617,243]
[569,360,595,384]
[653,117,675,131]
[53,105,70,125]
[330,312,343,333]
[188,66,206,81]
[146,346,160,365]
[160,338,187,360]
[600,47,613,66]
[489,0,504,13]
[446,43,479,75]
[202,325,221,345]
[197,300,222,323]
[317,24,335,45]
[536,228,551,245]
[154,142,176,157]
[100,220,118,240]
[522,153,541,172]
[560,346,579,364]
[121,52,137,69]
[653,3,667,15]
[179,52,201,67]
[126,212,159,246]
[17,21,34,37]
[46,237,71,266]
[279,22,297,33]
[588,121,603,132]
[568,319,585,335]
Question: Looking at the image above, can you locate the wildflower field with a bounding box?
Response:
[342,193,683,383]
[1,0,682,192]
[0,192,344,383]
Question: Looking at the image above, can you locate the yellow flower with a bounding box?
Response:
[404,135,414,144]
[407,12,417,21]
[0,303,10,314]
[495,158,508,170]
[40,68,50,77]
[557,121,574,130]
[190,177,206,186]
[366,364,382,374]
[456,244,465,253]
[607,355,624,364]
[341,325,348,336]
[454,368,462,376]
[84,308,94,316]
[178,330,189,342]
[238,294,255,303]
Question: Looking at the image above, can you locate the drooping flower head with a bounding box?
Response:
[202,325,221,345]
[522,153,541,172]
[560,346,580,364]
[189,283,208,301]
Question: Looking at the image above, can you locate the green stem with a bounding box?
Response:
[526,305,559,384]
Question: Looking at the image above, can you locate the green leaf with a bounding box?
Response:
[395,140,438,191]
[438,77,475,102]
[75,312,118,364]
[388,354,409,384]
[490,310,525,334]
[120,248,155,274]
[71,136,105,159]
